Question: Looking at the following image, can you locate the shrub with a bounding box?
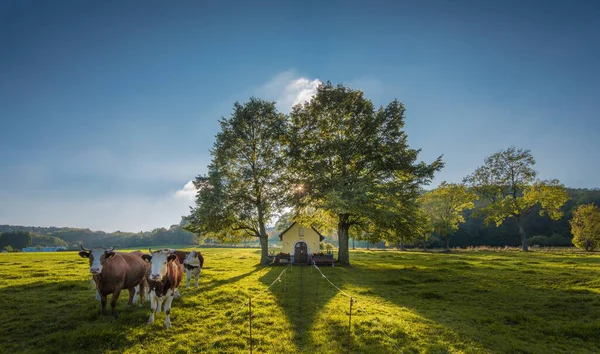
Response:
[548,233,572,247]
[320,242,334,252]
[528,235,548,247]
[571,204,600,251]
[528,234,573,247]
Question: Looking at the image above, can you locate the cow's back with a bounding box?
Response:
[170,258,183,289]
[171,250,188,264]
[98,252,147,294]
[196,251,204,268]
[123,252,150,288]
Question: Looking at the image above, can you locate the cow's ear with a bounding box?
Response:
[141,255,152,263]
[105,251,116,259]
[78,251,90,258]
[167,254,177,263]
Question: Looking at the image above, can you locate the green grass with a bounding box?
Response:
[1,249,599,353]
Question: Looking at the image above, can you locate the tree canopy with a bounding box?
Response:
[0,231,32,250]
[287,82,442,264]
[464,146,569,251]
[186,98,288,264]
[421,182,478,250]
[570,204,600,251]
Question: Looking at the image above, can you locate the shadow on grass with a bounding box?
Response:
[193,265,262,295]
[0,280,150,354]
[339,251,600,353]
[258,264,343,352]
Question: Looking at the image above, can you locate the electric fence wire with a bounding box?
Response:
[312,261,402,352]
[206,263,291,351]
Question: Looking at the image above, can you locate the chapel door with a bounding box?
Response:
[294,241,308,263]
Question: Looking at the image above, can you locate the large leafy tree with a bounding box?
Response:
[570,204,600,251]
[288,82,442,265]
[186,98,288,264]
[372,200,431,251]
[464,147,569,251]
[421,182,478,251]
[0,231,32,250]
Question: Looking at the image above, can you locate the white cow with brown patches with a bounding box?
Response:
[142,249,183,328]
[182,250,204,289]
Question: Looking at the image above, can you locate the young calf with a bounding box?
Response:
[182,250,204,289]
[142,249,183,328]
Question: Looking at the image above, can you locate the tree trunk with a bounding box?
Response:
[398,236,406,251]
[516,217,528,252]
[352,238,355,250]
[337,213,350,266]
[445,237,450,252]
[259,234,269,264]
[257,205,269,265]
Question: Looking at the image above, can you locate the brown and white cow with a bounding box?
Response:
[166,249,203,293]
[89,249,147,303]
[182,250,204,289]
[168,249,189,264]
[142,249,183,328]
[79,246,149,316]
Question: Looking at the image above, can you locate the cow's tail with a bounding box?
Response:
[138,278,149,306]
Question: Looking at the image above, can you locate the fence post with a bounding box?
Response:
[348,297,353,353]
[315,266,319,297]
[299,265,303,313]
[249,297,253,354]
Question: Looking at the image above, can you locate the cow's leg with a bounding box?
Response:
[143,281,150,303]
[111,289,121,317]
[195,269,201,288]
[156,295,164,313]
[138,280,147,306]
[163,289,175,329]
[92,278,101,301]
[128,287,136,305]
[132,285,141,304]
[185,270,191,289]
[100,293,108,315]
[174,288,180,298]
[147,291,157,325]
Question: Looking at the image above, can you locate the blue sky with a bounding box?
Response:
[1,0,598,231]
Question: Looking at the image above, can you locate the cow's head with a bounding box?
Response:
[143,249,177,281]
[78,246,116,275]
[183,250,200,267]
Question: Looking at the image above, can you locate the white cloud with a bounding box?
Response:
[174,180,197,201]
[257,70,321,113]
[257,70,389,113]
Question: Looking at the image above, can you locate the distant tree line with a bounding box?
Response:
[272,187,599,251]
[1,186,597,252]
[0,231,32,251]
[449,187,600,249]
[0,222,198,250]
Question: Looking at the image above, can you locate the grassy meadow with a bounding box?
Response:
[0,248,599,353]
